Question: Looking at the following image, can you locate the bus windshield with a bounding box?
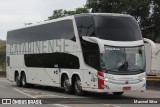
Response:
[102,46,145,75]
[94,15,142,41]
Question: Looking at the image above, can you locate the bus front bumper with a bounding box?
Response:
[100,80,146,93]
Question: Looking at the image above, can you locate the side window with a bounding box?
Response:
[7,56,10,66]
[24,53,80,69]
[89,55,98,68]
[7,20,76,44]
[75,16,95,37]
[60,20,76,41]
[80,39,100,70]
[75,16,99,70]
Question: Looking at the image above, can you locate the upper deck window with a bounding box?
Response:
[7,20,75,44]
[75,15,142,41]
[75,16,95,37]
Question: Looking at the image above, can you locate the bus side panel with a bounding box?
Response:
[82,68,98,91]
[35,68,45,85]
[44,68,55,86]
[151,43,160,75]
[7,55,20,81]
[144,43,151,75]
[6,44,12,81]
[25,68,46,85]
[25,68,37,84]
[44,68,61,87]
[6,66,14,81]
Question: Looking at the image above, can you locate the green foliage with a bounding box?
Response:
[0,40,6,71]
[86,0,160,43]
[0,52,6,71]
[147,0,160,43]
[48,7,89,20]
[48,9,66,20]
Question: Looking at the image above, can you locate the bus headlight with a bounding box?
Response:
[104,78,109,81]
[97,73,113,82]
[138,75,146,81]
[97,75,110,82]
[104,75,113,82]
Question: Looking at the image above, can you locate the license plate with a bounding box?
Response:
[123,86,131,90]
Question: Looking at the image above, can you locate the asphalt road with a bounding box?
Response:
[0,77,160,107]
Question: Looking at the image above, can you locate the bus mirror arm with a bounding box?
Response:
[143,38,157,57]
[155,50,160,55]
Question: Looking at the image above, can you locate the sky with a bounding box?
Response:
[0,0,86,40]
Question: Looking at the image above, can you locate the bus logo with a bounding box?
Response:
[125,81,129,84]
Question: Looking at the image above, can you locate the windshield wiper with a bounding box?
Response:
[106,68,118,72]
[131,69,144,72]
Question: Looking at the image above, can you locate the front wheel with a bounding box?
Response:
[113,92,124,96]
[74,76,83,96]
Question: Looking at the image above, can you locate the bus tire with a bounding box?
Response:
[113,92,124,96]
[63,75,72,94]
[15,74,22,87]
[74,76,83,96]
[21,73,28,88]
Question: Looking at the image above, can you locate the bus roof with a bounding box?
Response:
[7,15,74,32]
[74,13,132,17]
[7,13,131,32]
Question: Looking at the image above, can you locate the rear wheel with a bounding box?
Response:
[63,75,72,94]
[113,92,124,96]
[21,73,28,88]
[74,76,83,96]
[16,74,22,87]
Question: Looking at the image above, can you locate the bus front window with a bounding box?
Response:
[102,46,145,75]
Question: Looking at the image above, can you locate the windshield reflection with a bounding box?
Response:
[102,46,145,74]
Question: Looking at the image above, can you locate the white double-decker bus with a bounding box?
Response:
[6,13,146,96]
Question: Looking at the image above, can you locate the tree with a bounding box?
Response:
[48,9,66,20]
[147,0,160,42]
[48,7,89,20]
[0,40,6,71]
[0,52,6,71]
[86,0,160,43]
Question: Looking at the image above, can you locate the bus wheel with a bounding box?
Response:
[63,75,72,94]
[113,92,124,96]
[21,73,28,88]
[16,74,22,87]
[74,76,83,96]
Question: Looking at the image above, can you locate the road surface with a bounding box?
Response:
[0,77,160,107]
